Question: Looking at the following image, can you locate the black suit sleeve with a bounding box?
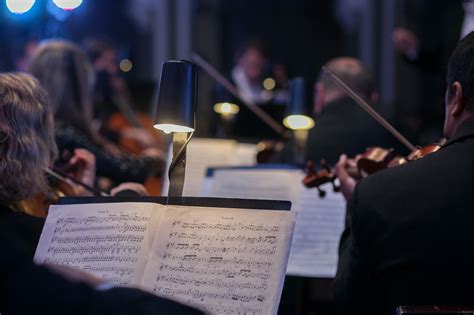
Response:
[0,233,203,315]
[334,183,374,315]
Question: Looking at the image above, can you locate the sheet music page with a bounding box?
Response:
[162,138,257,196]
[233,143,257,165]
[201,168,301,201]
[288,183,346,278]
[141,205,296,315]
[34,202,165,286]
[201,167,347,278]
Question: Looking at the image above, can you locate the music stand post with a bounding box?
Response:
[168,132,188,197]
[152,61,197,198]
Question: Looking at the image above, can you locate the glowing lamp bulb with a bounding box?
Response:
[263,77,276,91]
[53,0,83,10]
[6,0,35,14]
[154,124,194,134]
[119,59,133,72]
[213,102,240,116]
[283,115,315,130]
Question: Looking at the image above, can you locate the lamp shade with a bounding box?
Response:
[153,60,197,134]
[283,77,314,130]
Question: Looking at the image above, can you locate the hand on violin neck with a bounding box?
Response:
[334,154,357,201]
[65,148,96,196]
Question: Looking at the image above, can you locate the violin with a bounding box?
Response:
[302,67,444,196]
[303,160,341,197]
[303,144,442,197]
[100,77,165,195]
[14,165,108,218]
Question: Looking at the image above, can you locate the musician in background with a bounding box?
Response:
[305,57,396,165]
[29,40,164,190]
[213,40,288,139]
[83,39,120,124]
[393,0,464,143]
[84,39,160,152]
[334,32,474,314]
[0,72,201,315]
[229,40,270,105]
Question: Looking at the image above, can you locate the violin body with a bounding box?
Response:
[106,111,165,196]
[303,143,443,197]
[356,147,400,176]
[107,111,165,154]
[14,183,71,218]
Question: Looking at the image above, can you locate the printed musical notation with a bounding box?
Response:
[142,206,295,315]
[35,203,161,285]
[35,202,295,315]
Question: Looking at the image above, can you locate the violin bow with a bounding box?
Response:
[191,53,291,140]
[321,66,417,152]
[45,167,109,196]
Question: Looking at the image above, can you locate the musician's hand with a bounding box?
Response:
[392,27,419,59]
[66,149,96,196]
[68,149,96,187]
[334,154,357,201]
[110,182,149,196]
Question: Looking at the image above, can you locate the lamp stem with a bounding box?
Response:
[293,129,309,165]
[168,132,189,197]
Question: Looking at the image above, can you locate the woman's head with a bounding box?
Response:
[29,39,94,134]
[0,73,57,202]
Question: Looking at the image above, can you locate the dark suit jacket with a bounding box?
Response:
[305,97,399,165]
[335,119,474,315]
[0,204,203,315]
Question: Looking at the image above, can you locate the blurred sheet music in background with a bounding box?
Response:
[162,138,257,196]
[201,166,346,278]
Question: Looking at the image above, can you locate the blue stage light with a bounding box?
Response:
[6,0,36,14]
[52,0,83,10]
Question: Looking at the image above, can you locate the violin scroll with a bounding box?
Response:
[303,160,340,198]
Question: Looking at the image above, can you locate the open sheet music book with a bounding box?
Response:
[34,202,296,315]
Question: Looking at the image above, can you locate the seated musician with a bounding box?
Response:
[84,39,163,153]
[0,72,98,255]
[306,57,396,165]
[29,39,165,191]
[0,72,201,315]
[333,32,474,314]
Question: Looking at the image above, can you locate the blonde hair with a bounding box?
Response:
[0,73,58,202]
